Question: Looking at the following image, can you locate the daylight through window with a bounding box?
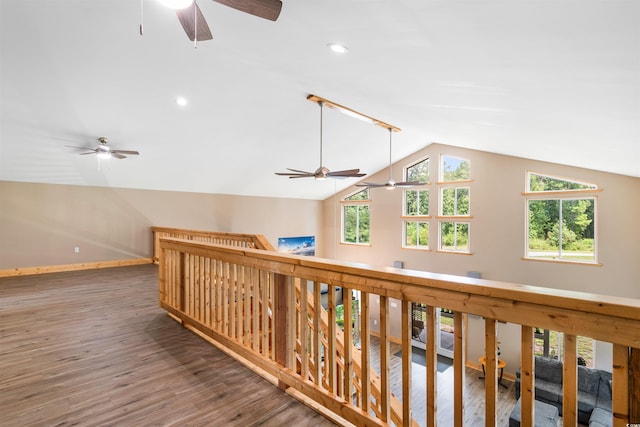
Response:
[525,173,597,263]
[342,188,371,245]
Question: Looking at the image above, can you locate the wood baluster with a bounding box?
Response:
[484,318,498,427]
[520,326,535,427]
[612,344,630,426]
[328,284,337,395]
[401,299,412,424]
[361,291,370,414]
[380,295,390,423]
[343,287,353,404]
[426,305,437,427]
[453,311,465,427]
[313,281,322,386]
[300,278,309,380]
[563,334,578,425]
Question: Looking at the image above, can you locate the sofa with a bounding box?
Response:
[515,356,612,426]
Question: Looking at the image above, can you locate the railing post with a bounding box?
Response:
[179,252,186,312]
[520,326,535,427]
[484,318,498,427]
[613,344,630,426]
[630,347,640,423]
[401,299,412,424]
[274,272,288,389]
[563,334,578,426]
[453,312,466,427]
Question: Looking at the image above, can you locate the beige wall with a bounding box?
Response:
[0,181,322,269]
[321,143,640,372]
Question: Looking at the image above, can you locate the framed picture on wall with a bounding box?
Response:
[277,236,315,256]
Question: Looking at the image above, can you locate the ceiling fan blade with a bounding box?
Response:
[79,151,97,155]
[356,182,386,188]
[111,150,140,155]
[212,0,282,21]
[177,3,213,42]
[327,169,366,178]
[111,153,127,159]
[65,145,95,150]
[275,172,315,177]
[394,181,426,187]
[285,168,313,174]
[289,174,316,179]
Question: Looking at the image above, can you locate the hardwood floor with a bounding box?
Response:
[369,336,518,427]
[1,264,518,426]
[0,264,335,427]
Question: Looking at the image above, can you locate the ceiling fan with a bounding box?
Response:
[356,128,426,190]
[275,100,366,180]
[66,137,140,160]
[156,0,282,43]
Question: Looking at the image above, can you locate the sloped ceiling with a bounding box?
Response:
[1,0,638,200]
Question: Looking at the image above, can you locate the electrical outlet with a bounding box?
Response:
[74,246,80,253]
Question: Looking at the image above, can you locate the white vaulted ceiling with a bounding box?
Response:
[1,0,638,200]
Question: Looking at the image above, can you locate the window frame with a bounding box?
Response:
[402,220,430,250]
[523,172,600,265]
[341,189,371,246]
[438,220,471,254]
[439,154,471,183]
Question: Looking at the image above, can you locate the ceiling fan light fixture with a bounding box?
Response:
[96,151,111,160]
[158,0,193,10]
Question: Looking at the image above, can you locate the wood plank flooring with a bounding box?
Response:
[1,264,518,426]
[0,264,335,427]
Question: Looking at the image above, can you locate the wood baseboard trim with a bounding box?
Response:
[0,258,154,278]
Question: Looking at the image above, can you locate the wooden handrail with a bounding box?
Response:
[151,226,275,262]
[158,235,640,426]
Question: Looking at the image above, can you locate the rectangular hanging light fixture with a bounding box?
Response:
[306,94,400,132]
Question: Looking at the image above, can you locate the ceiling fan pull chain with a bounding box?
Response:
[139,0,144,35]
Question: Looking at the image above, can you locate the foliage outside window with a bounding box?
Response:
[405,191,429,216]
[526,173,597,263]
[440,187,470,216]
[440,155,470,182]
[342,189,370,245]
[534,328,595,368]
[406,157,430,183]
[404,221,429,249]
[439,222,469,252]
[404,157,430,216]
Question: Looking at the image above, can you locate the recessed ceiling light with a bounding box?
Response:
[176,97,188,107]
[327,43,349,54]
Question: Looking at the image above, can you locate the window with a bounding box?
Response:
[403,157,430,249]
[438,155,472,253]
[406,157,430,183]
[342,189,370,245]
[404,221,429,249]
[440,187,470,216]
[440,155,470,182]
[525,173,597,263]
[439,221,469,252]
[404,157,430,216]
[534,328,595,368]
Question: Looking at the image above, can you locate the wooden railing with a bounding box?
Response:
[158,236,640,426]
[151,227,274,262]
